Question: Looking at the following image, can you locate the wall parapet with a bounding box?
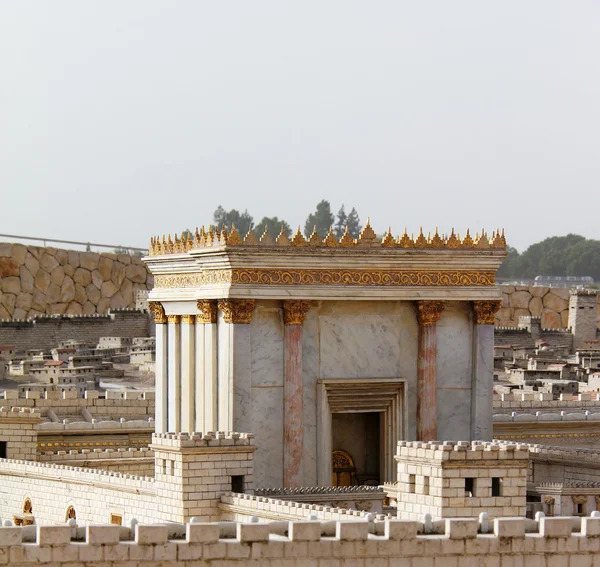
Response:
[494,410,600,422]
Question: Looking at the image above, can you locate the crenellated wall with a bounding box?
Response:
[0,242,152,320]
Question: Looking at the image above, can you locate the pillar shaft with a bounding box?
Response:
[180,315,195,433]
[167,315,181,432]
[282,300,311,487]
[472,301,501,441]
[416,301,445,442]
[149,302,168,434]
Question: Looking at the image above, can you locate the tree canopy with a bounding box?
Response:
[212,206,254,236]
[497,234,600,281]
[254,216,292,239]
[304,200,335,238]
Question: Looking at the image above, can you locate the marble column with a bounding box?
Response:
[471,300,501,441]
[217,299,255,432]
[283,300,311,488]
[167,315,181,432]
[180,315,195,433]
[415,301,445,442]
[149,302,168,434]
[196,300,218,432]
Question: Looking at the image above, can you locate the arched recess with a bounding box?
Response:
[65,505,76,522]
[22,498,33,514]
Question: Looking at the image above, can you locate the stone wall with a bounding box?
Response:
[0,516,599,566]
[0,310,152,352]
[0,242,152,320]
[497,284,600,329]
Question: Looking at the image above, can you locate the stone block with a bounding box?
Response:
[539,517,572,538]
[581,517,600,537]
[445,519,478,539]
[237,523,270,542]
[37,525,72,545]
[0,527,22,545]
[336,521,369,541]
[494,518,525,538]
[135,524,169,544]
[289,521,321,542]
[86,525,121,545]
[385,520,418,540]
[187,523,220,543]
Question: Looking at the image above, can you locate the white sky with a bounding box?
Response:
[1,1,598,252]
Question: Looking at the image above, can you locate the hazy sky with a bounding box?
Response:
[1,2,598,252]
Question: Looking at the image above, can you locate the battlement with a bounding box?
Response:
[40,446,153,460]
[151,431,255,449]
[0,516,599,566]
[494,410,600,422]
[396,440,530,461]
[0,406,40,419]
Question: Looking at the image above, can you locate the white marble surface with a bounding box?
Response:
[251,385,284,489]
[436,387,472,440]
[251,306,284,387]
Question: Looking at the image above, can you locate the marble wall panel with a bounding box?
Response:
[251,304,284,387]
[251,385,284,489]
[436,387,472,440]
[302,307,320,486]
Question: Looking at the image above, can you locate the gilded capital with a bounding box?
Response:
[148,302,167,324]
[218,299,255,324]
[416,300,445,326]
[283,300,312,325]
[473,300,501,325]
[167,315,180,324]
[181,314,195,325]
[197,299,218,324]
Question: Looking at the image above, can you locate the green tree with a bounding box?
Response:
[346,207,361,239]
[304,200,335,238]
[254,216,292,239]
[334,205,348,238]
[496,246,521,279]
[213,206,254,236]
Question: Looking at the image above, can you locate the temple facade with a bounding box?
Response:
[144,223,507,489]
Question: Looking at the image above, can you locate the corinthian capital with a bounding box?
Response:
[473,300,501,325]
[416,300,445,326]
[196,299,218,324]
[282,300,312,325]
[218,299,255,324]
[148,302,167,324]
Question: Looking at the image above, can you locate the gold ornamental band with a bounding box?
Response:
[155,269,496,289]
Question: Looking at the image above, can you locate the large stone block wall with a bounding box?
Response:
[497,284,600,329]
[0,242,152,320]
[0,310,152,352]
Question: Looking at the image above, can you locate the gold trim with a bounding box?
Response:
[148,302,167,324]
[218,299,255,324]
[167,315,180,324]
[181,315,195,325]
[155,269,496,289]
[283,300,312,325]
[196,299,218,324]
[416,300,445,326]
[473,300,502,325]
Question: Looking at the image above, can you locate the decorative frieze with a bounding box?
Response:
[473,300,501,325]
[416,301,445,326]
[148,302,167,324]
[283,300,312,326]
[218,299,255,324]
[196,299,218,324]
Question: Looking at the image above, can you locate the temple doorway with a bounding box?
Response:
[332,412,381,486]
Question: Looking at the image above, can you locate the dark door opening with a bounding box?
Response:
[332,412,380,486]
[0,441,7,459]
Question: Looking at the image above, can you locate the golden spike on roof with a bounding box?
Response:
[446,228,460,249]
[430,227,444,249]
[491,228,507,249]
[357,218,378,247]
[227,224,243,246]
[414,227,428,248]
[397,228,413,248]
[291,225,308,247]
[324,226,338,247]
[381,227,396,248]
[275,225,290,246]
[308,225,323,246]
[243,228,259,246]
[476,229,489,249]
[259,225,275,246]
[461,229,474,248]
[339,225,355,247]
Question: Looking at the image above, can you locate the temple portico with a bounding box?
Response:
[144,223,507,488]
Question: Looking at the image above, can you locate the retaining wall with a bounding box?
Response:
[0,242,152,320]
